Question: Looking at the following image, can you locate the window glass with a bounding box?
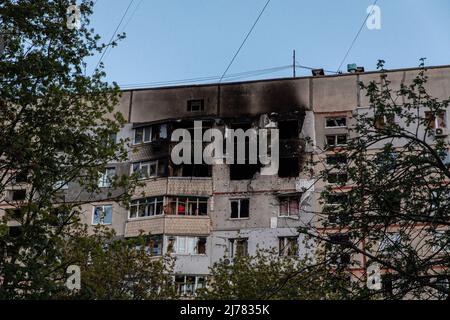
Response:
[93,205,112,225]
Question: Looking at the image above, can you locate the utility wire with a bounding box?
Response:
[219,0,272,83]
[336,0,380,73]
[100,0,144,68]
[121,65,291,89]
[119,63,330,89]
[120,0,145,33]
[94,0,135,70]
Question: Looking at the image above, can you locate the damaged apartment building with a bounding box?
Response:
[2,64,450,295]
[84,77,317,295]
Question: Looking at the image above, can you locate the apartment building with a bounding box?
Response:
[2,64,450,296]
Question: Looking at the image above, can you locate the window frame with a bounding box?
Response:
[134,126,152,145]
[92,204,113,226]
[98,167,116,188]
[325,134,348,148]
[187,99,205,112]
[325,117,347,129]
[278,195,300,217]
[230,198,250,220]
[9,189,27,201]
[133,160,160,180]
[167,196,209,216]
[128,196,164,219]
[170,236,208,255]
[229,238,249,258]
[425,111,447,129]
[175,275,207,296]
[278,236,299,256]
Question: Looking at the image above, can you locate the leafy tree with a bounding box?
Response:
[61,228,177,300]
[0,0,137,298]
[197,248,355,300]
[300,60,450,300]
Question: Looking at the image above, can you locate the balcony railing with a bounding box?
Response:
[125,215,211,237]
[134,177,213,198]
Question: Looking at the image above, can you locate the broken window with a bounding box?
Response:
[9,189,26,201]
[152,124,168,140]
[326,193,349,205]
[137,235,163,256]
[5,208,22,220]
[129,196,164,219]
[187,99,205,112]
[175,275,206,296]
[229,238,248,258]
[326,134,347,149]
[374,113,395,130]
[8,226,22,238]
[14,170,29,184]
[175,164,211,177]
[278,195,300,217]
[230,199,250,219]
[327,172,348,184]
[133,159,168,179]
[229,164,261,180]
[134,124,168,144]
[279,120,299,139]
[92,205,113,225]
[279,237,298,256]
[228,122,262,180]
[165,197,208,216]
[328,234,351,267]
[171,236,207,255]
[278,157,300,178]
[379,233,401,253]
[98,167,116,188]
[134,126,152,144]
[325,117,347,128]
[425,111,446,129]
[326,154,347,166]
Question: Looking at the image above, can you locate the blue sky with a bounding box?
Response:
[87,0,450,88]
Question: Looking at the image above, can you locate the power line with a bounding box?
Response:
[100,0,144,68]
[295,61,339,74]
[336,0,380,73]
[219,0,272,83]
[119,62,337,89]
[94,0,135,70]
[120,0,145,34]
[120,65,292,89]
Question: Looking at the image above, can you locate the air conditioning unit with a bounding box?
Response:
[434,128,448,137]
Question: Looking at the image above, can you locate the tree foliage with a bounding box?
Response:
[0,0,139,298]
[301,60,450,300]
[197,249,355,300]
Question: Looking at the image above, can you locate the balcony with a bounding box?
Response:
[134,177,213,198]
[125,215,211,237]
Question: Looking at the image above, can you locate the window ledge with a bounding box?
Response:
[278,215,300,220]
[229,218,250,221]
[127,214,210,221]
[171,254,207,257]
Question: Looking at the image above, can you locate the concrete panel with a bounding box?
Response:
[219,78,310,118]
[313,75,358,112]
[130,86,219,123]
